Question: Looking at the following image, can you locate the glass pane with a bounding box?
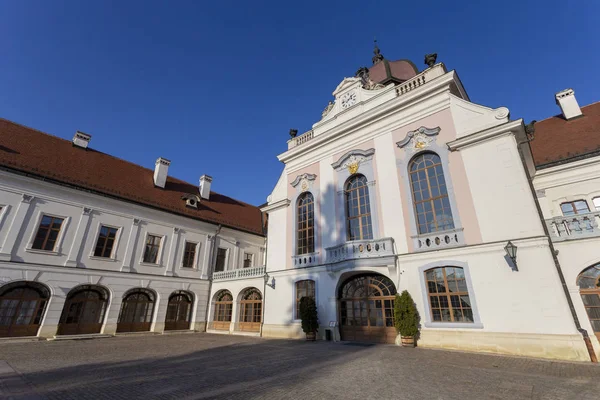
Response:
[560,203,575,216]
[594,198,600,211]
[574,201,590,213]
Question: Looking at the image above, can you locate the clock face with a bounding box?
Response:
[340,91,357,109]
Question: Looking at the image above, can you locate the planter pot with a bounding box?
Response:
[401,336,415,347]
[306,332,316,341]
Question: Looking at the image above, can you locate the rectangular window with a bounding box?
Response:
[142,234,162,264]
[215,248,227,272]
[594,197,600,211]
[243,253,253,268]
[182,242,197,269]
[93,226,118,258]
[561,200,590,216]
[32,215,64,251]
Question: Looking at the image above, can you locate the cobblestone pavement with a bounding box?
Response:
[1,333,599,400]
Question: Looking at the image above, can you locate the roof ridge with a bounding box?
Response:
[0,117,260,208]
[534,100,600,125]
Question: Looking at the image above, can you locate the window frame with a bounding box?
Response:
[417,261,482,329]
[344,174,374,241]
[592,197,600,212]
[296,192,315,255]
[560,200,590,216]
[182,241,198,269]
[89,224,121,260]
[140,233,164,265]
[242,252,254,269]
[26,212,70,255]
[214,247,228,272]
[294,279,316,321]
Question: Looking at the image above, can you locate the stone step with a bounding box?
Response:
[51,334,114,341]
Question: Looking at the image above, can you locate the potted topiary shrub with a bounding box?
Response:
[299,296,318,341]
[394,290,419,347]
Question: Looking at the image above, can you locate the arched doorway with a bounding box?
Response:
[212,290,233,331]
[338,274,397,344]
[58,285,109,335]
[0,281,50,337]
[577,263,600,341]
[238,288,262,332]
[165,290,193,331]
[117,289,156,333]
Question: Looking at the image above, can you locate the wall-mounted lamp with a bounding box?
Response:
[504,241,518,270]
[264,273,276,289]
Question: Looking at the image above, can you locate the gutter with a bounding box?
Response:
[516,125,597,363]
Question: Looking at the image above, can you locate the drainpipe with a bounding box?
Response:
[516,122,597,363]
[203,224,222,332]
[260,213,268,337]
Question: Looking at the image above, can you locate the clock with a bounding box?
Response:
[340,91,357,109]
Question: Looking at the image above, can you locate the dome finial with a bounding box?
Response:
[372,38,384,65]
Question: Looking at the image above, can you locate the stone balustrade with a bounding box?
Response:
[413,228,464,251]
[292,252,320,267]
[546,212,600,242]
[325,237,395,264]
[395,64,445,97]
[213,265,266,281]
[287,130,314,150]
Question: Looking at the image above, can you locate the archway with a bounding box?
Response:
[212,290,233,331]
[117,288,156,333]
[238,288,262,332]
[577,263,600,341]
[0,281,50,337]
[165,290,193,331]
[338,273,397,344]
[58,285,109,335]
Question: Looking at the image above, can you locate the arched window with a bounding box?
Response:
[425,267,472,322]
[345,174,373,241]
[0,281,50,337]
[295,280,315,319]
[297,192,315,255]
[58,285,109,335]
[577,264,600,340]
[409,153,455,234]
[238,288,262,332]
[213,290,233,330]
[117,289,156,333]
[165,290,193,331]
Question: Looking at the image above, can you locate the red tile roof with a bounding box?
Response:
[0,119,265,236]
[529,102,600,167]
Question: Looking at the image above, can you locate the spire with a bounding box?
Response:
[372,39,384,65]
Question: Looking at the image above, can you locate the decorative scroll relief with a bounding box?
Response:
[290,173,317,192]
[321,101,335,118]
[396,126,441,153]
[332,148,375,174]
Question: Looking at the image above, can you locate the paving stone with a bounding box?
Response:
[0,333,599,399]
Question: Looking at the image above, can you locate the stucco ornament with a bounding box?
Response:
[396,126,441,153]
[300,179,309,192]
[321,100,335,118]
[290,173,317,191]
[332,148,375,173]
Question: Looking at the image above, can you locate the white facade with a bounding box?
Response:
[245,60,597,362]
[0,166,264,338]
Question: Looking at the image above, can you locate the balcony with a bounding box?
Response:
[213,266,266,282]
[413,228,465,251]
[292,252,320,267]
[546,212,600,242]
[325,237,395,264]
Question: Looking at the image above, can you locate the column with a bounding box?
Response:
[64,207,93,267]
[0,194,34,261]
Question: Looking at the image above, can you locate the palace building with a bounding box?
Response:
[2,45,600,363]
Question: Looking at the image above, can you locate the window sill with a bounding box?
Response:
[424,321,483,329]
[89,256,117,262]
[139,261,162,267]
[25,248,60,256]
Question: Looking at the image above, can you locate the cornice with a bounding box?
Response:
[447,119,524,151]
[260,198,291,213]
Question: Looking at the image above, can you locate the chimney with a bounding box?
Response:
[153,157,171,188]
[72,131,91,149]
[199,175,212,200]
[555,88,582,120]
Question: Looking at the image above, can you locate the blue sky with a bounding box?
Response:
[1,1,597,206]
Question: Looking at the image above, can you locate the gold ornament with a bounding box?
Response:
[301,180,308,192]
[415,139,426,149]
[348,161,359,175]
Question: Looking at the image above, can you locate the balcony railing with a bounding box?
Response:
[213,265,266,282]
[546,212,600,242]
[292,252,320,267]
[287,130,314,150]
[325,237,395,264]
[413,228,464,251]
